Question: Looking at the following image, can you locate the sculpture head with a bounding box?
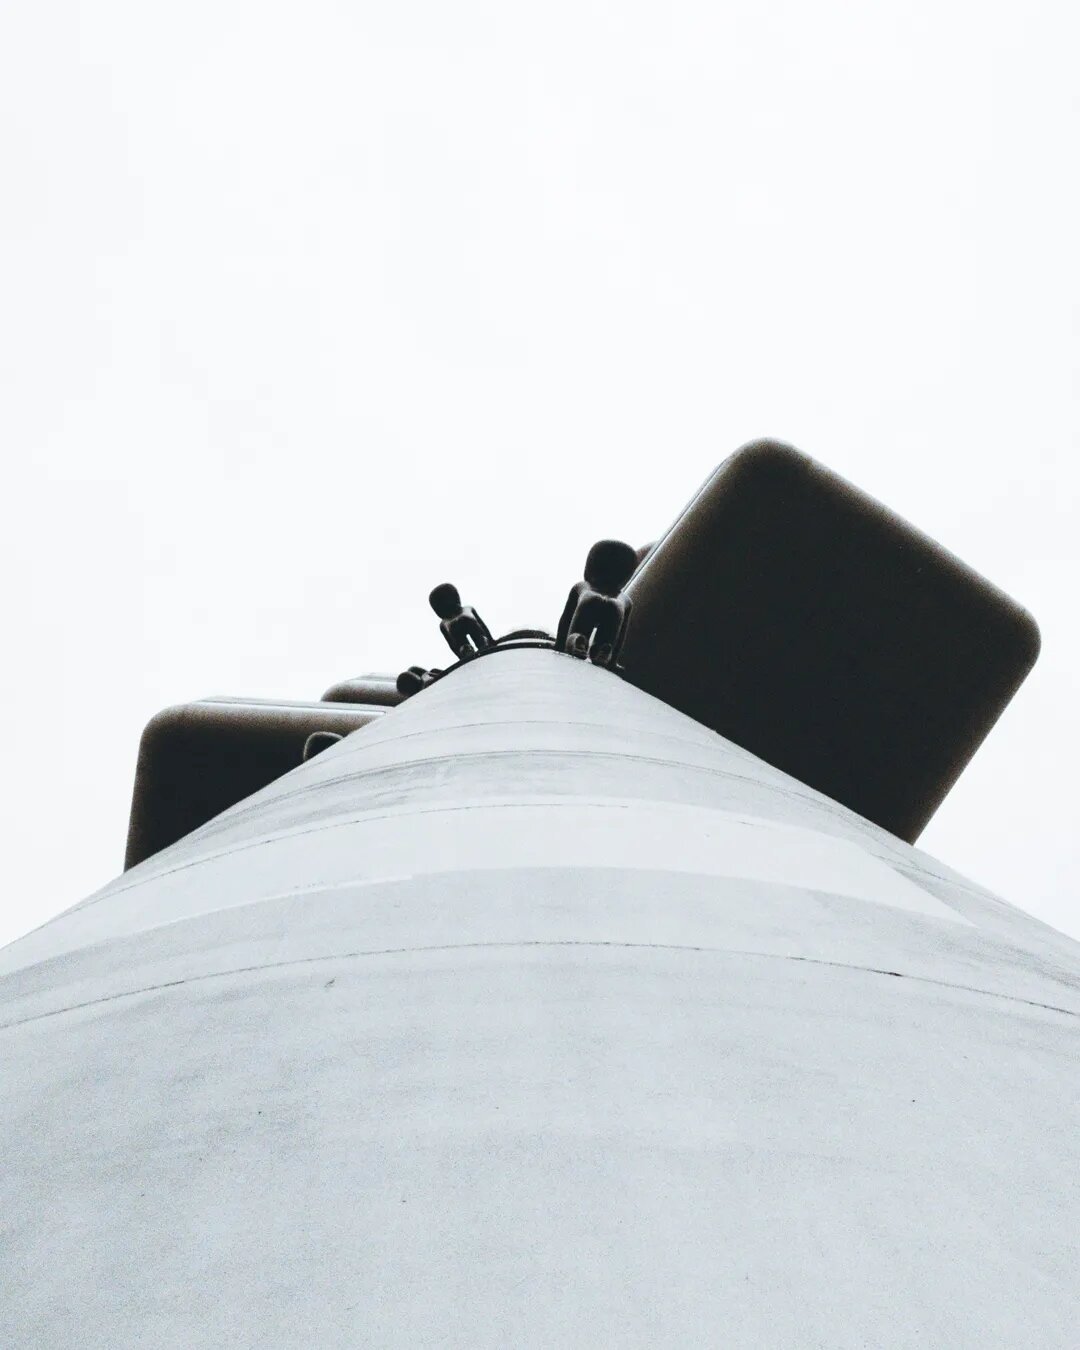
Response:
[302,731,343,762]
[396,667,425,696]
[583,540,638,596]
[429,583,462,619]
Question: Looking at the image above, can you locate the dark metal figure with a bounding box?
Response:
[302,731,344,762]
[497,628,555,643]
[556,539,637,668]
[429,584,494,661]
[634,541,656,568]
[396,666,441,698]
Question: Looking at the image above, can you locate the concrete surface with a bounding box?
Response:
[2,649,1078,1347]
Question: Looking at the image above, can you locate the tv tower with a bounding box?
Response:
[2,443,1075,1347]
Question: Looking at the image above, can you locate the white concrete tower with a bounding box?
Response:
[2,648,1078,1347]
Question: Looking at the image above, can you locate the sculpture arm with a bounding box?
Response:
[555,585,582,651]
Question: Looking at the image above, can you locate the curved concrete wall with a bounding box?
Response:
[2,650,1078,1346]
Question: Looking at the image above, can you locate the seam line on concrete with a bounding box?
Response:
[2,942,1078,1033]
[336,717,744,762]
[216,746,861,839]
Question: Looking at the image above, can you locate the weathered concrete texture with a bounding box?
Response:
[2,649,1078,1347]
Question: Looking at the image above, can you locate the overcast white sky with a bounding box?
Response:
[1,0,1077,950]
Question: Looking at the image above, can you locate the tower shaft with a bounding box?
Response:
[2,650,1078,1346]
